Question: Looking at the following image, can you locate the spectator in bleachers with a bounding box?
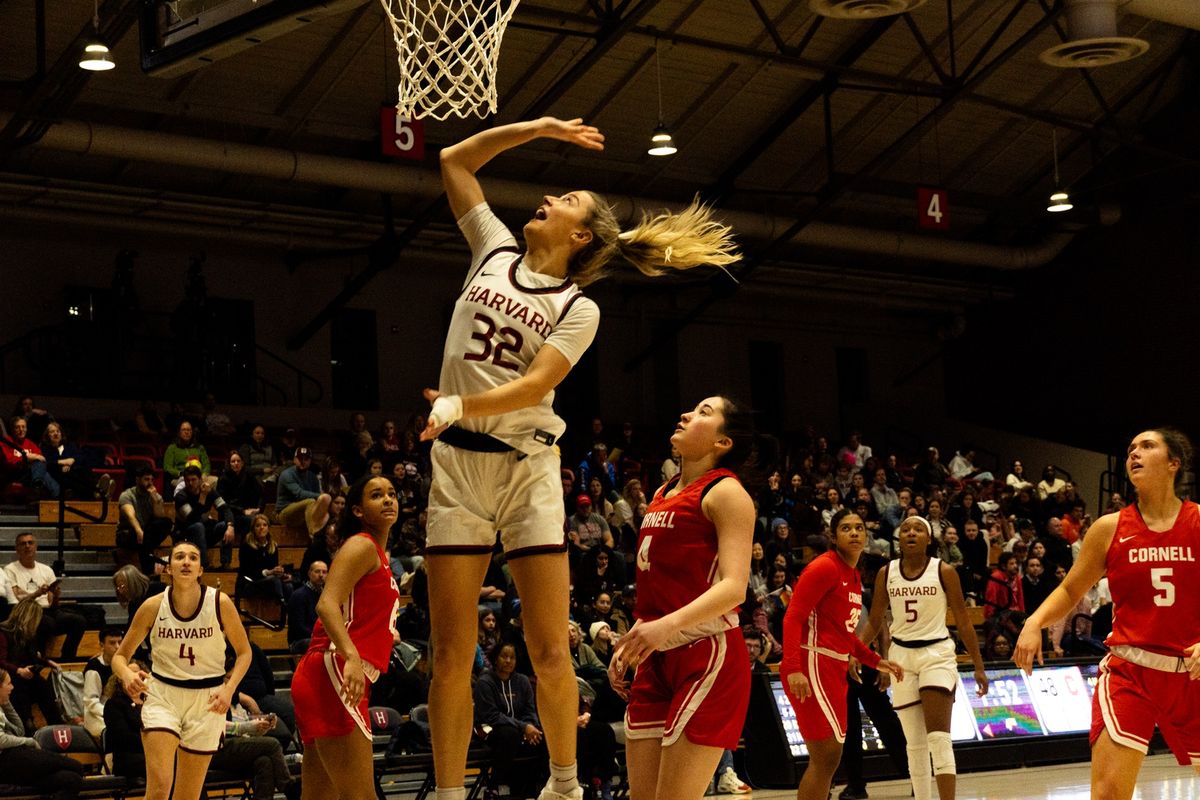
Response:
[587,621,615,666]
[162,420,210,484]
[1036,464,1066,501]
[1021,556,1056,616]
[174,465,235,568]
[201,393,236,438]
[575,547,624,608]
[277,427,298,464]
[0,666,83,800]
[881,486,913,538]
[660,445,680,485]
[574,677,619,800]
[958,520,989,601]
[300,509,341,578]
[210,709,296,800]
[820,487,844,529]
[567,621,606,701]
[948,489,984,532]
[237,513,293,605]
[1005,460,1033,491]
[218,451,263,538]
[11,396,52,443]
[376,419,402,465]
[101,663,145,781]
[478,607,500,668]
[82,625,123,739]
[758,470,786,525]
[870,468,899,517]
[842,470,868,506]
[232,643,295,750]
[473,640,547,798]
[747,541,769,606]
[1037,516,1074,572]
[984,552,1025,619]
[1060,500,1087,545]
[0,598,64,731]
[578,444,617,497]
[579,591,629,643]
[366,457,384,477]
[134,400,168,436]
[238,425,278,486]
[948,445,978,481]
[982,630,1012,662]
[286,560,326,655]
[319,455,348,498]
[112,566,163,667]
[1,416,59,498]
[568,496,615,567]
[276,447,332,541]
[341,431,372,482]
[6,533,86,660]
[42,422,105,500]
[837,431,872,470]
[832,461,854,499]
[936,526,963,568]
[338,411,368,461]
[913,446,950,494]
[163,402,195,440]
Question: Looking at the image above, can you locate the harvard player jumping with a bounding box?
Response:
[420,118,740,800]
[607,395,757,800]
[1017,428,1200,799]
[781,509,904,800]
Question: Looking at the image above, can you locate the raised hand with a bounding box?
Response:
[540,117,605,151]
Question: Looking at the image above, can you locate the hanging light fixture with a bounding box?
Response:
[647,40,677,157]
[1046,129,1072,213]
[79,0,115,71]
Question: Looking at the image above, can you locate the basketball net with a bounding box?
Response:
[380,0,520,121]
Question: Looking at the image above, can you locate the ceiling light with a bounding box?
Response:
[1046,128,1072,213]
[79,0,115,71]
[1047,191,1073,213]
[648,40,676,157]
[80,42,115,71]
[648,125,677,157]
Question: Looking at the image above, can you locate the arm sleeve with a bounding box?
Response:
[780,560,836,674]
[542,296,600,368]
[457,203,518,287]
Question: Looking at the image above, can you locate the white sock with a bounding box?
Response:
[897,705,931,800]
[550,760,579,793]
[435,788,466,800]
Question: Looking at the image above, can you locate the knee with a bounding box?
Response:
[927,731,955,776]
[524,640,570,677]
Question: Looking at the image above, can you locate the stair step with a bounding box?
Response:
[0,514,38,525]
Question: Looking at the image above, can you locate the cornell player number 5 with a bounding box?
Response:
[1151,567,1175,607]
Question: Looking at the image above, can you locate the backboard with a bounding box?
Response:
[139,0,369,77]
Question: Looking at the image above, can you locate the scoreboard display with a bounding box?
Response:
[765,662,1101,754]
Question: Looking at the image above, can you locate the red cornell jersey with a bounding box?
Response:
[780,550,879,674]
[634,469,741,650]
[308,534,400,675]
[1105,501,1200,658]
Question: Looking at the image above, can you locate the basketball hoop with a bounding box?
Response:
[380,0,520,121]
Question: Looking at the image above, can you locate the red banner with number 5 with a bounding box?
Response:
[381,106,425,160]
[917,187,949,231]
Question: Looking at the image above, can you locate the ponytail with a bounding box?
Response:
[569,195,740,288]
[714,396,778,489]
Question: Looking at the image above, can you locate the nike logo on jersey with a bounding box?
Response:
[842,581,849,586]
[1118,535,1137,543]
[159,616,169,621]
[480,271,496,277]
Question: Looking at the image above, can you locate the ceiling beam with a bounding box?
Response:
[701,16,899,207]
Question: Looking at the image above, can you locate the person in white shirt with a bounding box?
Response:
[419,117,740,800]
[5,532,86,659]
[82,627,123,738]
[837,431,872,470]
[947,446,977,481]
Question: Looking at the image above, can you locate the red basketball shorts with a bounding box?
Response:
[1091,652,1200,766]
[624,627,750,749]
[292,649,374,745]
[782,648,851,744]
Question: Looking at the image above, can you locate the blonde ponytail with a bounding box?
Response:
[568,194,740,288]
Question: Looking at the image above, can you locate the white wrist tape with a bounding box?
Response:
[429,394,464,429]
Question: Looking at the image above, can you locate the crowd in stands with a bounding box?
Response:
[0,396,1122,799]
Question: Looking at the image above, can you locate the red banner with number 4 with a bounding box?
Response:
[917,187,949,231]
[381,106,425,160]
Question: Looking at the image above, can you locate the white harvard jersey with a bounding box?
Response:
[886,557,950,643]
[150,585,227,681]
[439,203,600,454]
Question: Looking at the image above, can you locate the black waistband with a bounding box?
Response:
[438,426,515,453]
[892,636,950,649]
[152,671,225,689]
